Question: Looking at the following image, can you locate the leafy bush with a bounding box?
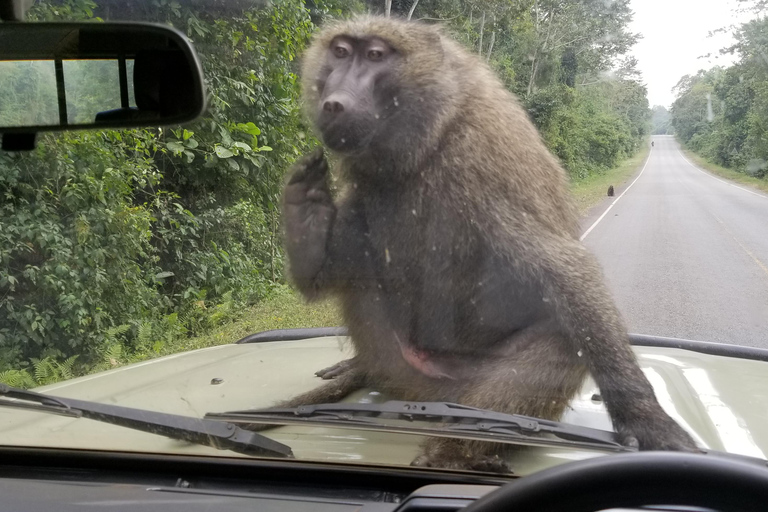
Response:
[0,0,318,373]
[672,17,768,179]
[527,82,647,180]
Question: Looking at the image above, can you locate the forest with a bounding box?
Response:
[0,0,651,384]
[671,2,768,178]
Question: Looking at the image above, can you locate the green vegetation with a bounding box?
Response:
[0,285,343,388]
[1,0,654,387]
[1,0,318,377]
[670,4,768,183]
[570,141,650,214]
[171,285,342,353]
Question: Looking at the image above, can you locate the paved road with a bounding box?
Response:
[581,135,768,348]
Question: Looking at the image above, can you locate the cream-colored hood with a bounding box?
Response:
[2,335,768,475]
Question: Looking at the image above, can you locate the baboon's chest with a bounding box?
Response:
[360,191,443,279]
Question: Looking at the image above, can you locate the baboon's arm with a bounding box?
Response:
[533,236,697,450]
[283,151,376,298]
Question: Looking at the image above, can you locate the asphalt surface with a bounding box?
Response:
[580,135,768,348]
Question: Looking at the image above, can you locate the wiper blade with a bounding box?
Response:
[206,400,629,452]
[0,384,293,458]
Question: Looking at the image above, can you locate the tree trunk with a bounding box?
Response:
[385,0,391,17]
[270,211,276,283]
[527,4,556,97]
[527,50,539,96]
[407,0,419,20]
[478,12,485,55]
[486,31,495,62]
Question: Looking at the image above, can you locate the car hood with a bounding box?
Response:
[2,335,768,475]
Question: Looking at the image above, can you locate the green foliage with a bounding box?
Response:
[424,0,649,180]
[0,368,39,389]
[0,61,59,127]
[527,82,647,179]
[0,130,162,366]
[0,355,79,388]
[671,15,768,179]
[32,355,80,384]
[0,0,318,373]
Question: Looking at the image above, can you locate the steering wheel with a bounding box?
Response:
[462,452,768,512]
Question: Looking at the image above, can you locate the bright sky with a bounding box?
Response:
[629,0,752,108]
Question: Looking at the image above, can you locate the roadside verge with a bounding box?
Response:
[677,145,768,196]
[576,144,651,237]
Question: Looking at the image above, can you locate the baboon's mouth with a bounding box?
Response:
[319,118,374,153]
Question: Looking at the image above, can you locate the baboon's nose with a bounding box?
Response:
[323,99,345,113]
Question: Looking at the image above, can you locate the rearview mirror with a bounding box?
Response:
[0,22,207,148]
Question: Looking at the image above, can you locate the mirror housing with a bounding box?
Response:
[0,22,207,150]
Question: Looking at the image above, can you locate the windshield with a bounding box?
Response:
[2,0,768,475]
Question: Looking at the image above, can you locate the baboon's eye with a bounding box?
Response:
[367,49,384,61]
[333,45,350,58]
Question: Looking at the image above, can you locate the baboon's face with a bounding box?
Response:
[314,35,401,152]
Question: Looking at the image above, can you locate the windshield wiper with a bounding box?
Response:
[206,400,630,453]
[0,384,293,458]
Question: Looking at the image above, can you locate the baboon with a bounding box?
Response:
[280,16,697,472]
[608,185,615,196]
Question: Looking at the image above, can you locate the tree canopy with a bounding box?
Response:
[671,6,768,178]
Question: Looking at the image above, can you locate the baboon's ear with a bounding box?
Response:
[426,28,445,62]
[408,26,444,65]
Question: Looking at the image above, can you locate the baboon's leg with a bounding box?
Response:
[277,369,366,408]
[242,371,365,432]
[412,334,587,473]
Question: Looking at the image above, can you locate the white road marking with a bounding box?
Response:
[677,149,768,200]
[683,367,766,459]
[643,368,709,449]
[580,149,652,241]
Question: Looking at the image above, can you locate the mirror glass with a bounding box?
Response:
[0,23,206,133]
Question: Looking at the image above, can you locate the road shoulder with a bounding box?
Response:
[677,145,768,197]
[576,146,651,235]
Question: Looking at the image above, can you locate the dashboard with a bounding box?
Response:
[3,447,758,512]
[0,447,502,512]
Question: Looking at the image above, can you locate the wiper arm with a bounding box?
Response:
[206,400,629,452]
[0,384,293,458]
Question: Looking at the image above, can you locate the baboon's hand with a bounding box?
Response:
[411,438,512,474]
[283,148,336,283]
[618,413,699,452]
[411,453,511,474]
[315,358,357,380]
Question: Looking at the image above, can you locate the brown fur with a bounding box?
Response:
[301,17,580,238]
[278,16,697,472]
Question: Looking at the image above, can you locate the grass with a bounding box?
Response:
[678,146,768,195]
[177,285,343,351]
[0,285,344,387]
[569,143,650,215]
